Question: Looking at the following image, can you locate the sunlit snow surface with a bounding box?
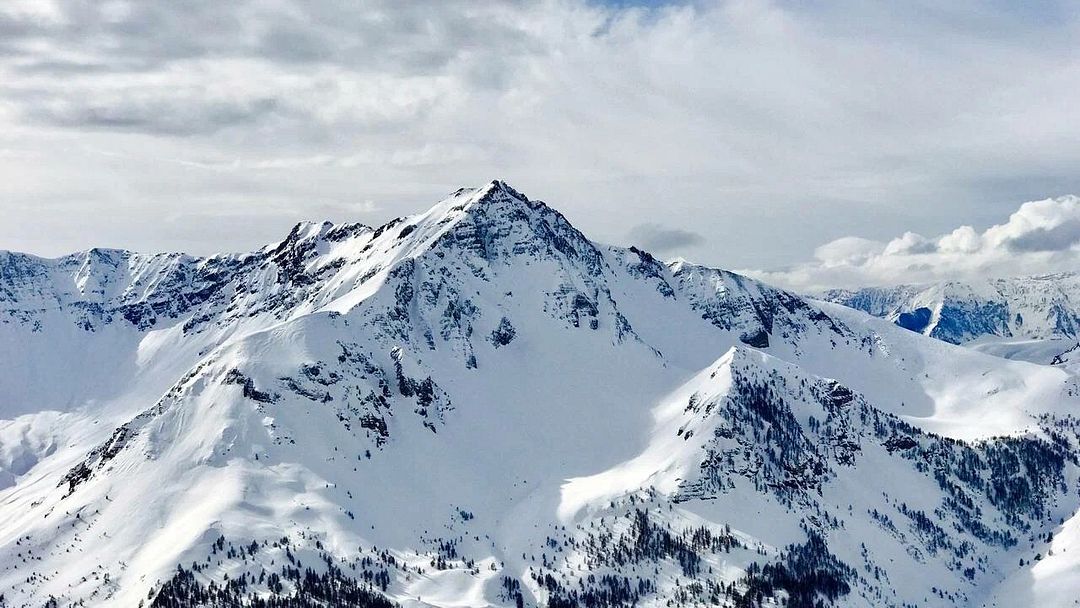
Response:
[1,182,1079,607]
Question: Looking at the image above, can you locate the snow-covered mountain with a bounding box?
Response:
[3,181,1080,608]
[821,275,1080,345]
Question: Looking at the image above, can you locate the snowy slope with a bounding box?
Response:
[822,274,1080,345]
[2,181,1080,607]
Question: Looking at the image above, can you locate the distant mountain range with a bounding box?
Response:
[2,182,1079,607]
[821,273,1080,344]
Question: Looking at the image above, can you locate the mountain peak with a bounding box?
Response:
[445,179,531,216]
[417,179,607,276]
[479,178,524,198]
[449,179,524,202]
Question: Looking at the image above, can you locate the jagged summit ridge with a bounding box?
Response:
[0,181,541,329]
[0,180,797,351]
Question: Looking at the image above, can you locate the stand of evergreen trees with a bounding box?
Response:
[736,532,854,608]
[150,561,395,608]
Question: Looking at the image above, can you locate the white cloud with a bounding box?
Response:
[985,196,1080,252]
[813,237,885,267]
[882,232,935,256]
[746,195,1080,291]
[937,227,981,254]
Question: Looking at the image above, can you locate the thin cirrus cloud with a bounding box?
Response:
[0,0,1078,275]
[23,94,285,137]
[743,195,1080,292]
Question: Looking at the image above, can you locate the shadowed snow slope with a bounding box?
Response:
[2,181,1080,607]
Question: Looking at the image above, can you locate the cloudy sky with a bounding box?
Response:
[2,0,1080,291]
